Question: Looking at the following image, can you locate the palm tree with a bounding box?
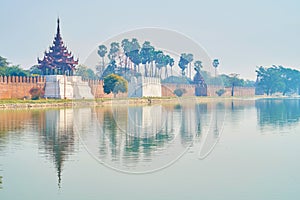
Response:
[97,44,107,76]
[140,41,154,77]
[187,53,193,79]
[194,60,202,73]
[178,53,189,76]
[212,59,219,77]
[108,42,120,62]
[128,38,141,72]
[121,39,130,71]
[169,57,175,76]
[229,73,239,96]
[154,51,164,78]
[164,55,171,78]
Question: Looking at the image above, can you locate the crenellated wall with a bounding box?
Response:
[0,76,255,99]
[0,76,45,99]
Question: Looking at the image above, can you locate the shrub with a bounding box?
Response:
[29,87,44,100]
[216,89,226,96]
[174,88,186,97]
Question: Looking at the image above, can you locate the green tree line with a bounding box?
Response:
[256,65,300,96]
[0,56,29,76]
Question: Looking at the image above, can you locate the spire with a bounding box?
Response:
[57,17,60,36]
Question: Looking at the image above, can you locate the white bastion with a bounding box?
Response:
[44,75,94,99]
[128,76,161,98]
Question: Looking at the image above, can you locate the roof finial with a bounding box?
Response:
[57,17,60,35]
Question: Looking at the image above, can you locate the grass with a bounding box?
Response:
[0,99,72,104]
[0,96,263,107]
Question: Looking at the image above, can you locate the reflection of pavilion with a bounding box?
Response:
[39,109,75,187]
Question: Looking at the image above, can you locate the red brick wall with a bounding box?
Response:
[0,76,256,99]
[162,84,255,97]
[88,80,127,98]
[0,76,45,99]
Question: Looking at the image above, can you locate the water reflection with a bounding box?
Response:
[256,98,300,127]
[77,102,221,173]
[38,109,76,187]
[0,102,225,182]
[0,109,77,188]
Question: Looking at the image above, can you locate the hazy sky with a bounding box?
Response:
[1,0,299,79]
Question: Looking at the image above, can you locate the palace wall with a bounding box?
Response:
[0,76,45,99]
[0,76,255,99]
[162,84,255,97]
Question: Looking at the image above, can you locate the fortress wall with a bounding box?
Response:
[88,80,128,98]
[0,76,255,99]
[162,84,196,97]
[208,86,255,97]
[0,76,45,99]
[162,84,255,97]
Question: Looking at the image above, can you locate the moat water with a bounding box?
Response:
[1,98,300,200]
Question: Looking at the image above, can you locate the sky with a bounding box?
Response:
[0,0,299,80]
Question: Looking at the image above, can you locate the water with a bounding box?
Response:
[1,98,300,200]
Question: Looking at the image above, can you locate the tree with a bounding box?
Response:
[121,39,131,71]
[128,38,141,72]
[108,42,120,61]
[163,55,172,78]
[212,59,219,77]
[0,56,9,67]
[169,57,174,76]
[186,53,193,79]
[103,74,128,97]
[174,88,186,97]
[256,66,285,95]
[5,65,29,76]
[194,60,202,73]
[178,53,189,76]
[216,89,226,96]
[0,56,29,76]
[279,66,300,95]
[154,51,165,77]
[140,41,154,77]
[228,73,240,96]
[256,66,300,96]
[100,60,117,79]
[97,44,107,76]
[29,65,42,76]
[76,65,97,80]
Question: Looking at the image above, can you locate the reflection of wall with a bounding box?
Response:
[127,106,164,138]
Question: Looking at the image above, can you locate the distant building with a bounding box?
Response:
[37,18,78,76]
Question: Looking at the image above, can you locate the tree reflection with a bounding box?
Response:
[94,102,210,171]
[256,99,300,127]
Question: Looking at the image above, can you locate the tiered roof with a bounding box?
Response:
[38,18,78,75]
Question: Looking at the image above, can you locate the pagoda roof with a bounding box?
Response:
[37,18,79,73]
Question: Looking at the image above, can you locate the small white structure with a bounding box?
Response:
[128,76,161,98]
[44,75,94,99]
